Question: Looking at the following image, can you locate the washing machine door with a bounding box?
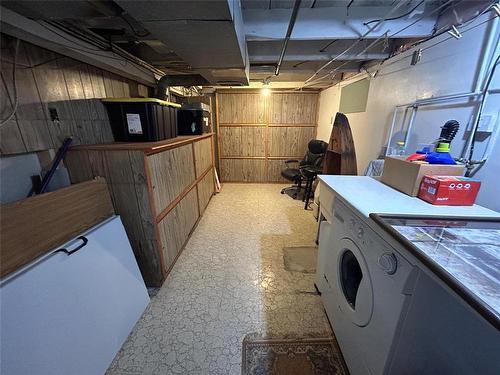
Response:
[336,238,373,327]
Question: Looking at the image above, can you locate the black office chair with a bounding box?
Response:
[280,139,328,199]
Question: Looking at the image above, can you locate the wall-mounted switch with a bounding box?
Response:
[477,112,497,133]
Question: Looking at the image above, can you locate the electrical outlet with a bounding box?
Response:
[477,113,497,133]
[49,108,59,122]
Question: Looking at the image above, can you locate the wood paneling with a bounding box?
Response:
[268,127,316,157]
[216,91,319,181]
[0,67,26,153]
[218,92,265,124]
[220,159,266,182]
[157,187,199,271]
[193,137,212,178]
[197,168,214,215]
[64,150,93,183]
[64,148,163,285]
[268,93,318,124]
[219,126,265,157]
[0,179,114,278]
[147,144,195,214]
[267,160,288,182]
[0,33,152,155]
[65,135,214,286]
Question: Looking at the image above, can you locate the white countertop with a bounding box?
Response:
[318,175,499,218]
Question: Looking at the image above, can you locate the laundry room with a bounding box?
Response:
[1,1,499,374]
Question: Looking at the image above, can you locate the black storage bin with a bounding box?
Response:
[102,98,180,142]
[177,108,211,135]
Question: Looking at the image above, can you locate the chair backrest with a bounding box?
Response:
[301,140,328,168]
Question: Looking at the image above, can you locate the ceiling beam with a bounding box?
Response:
[244,5,438,40]
[0,6,159,85]
[250,52,390,62]
[247,38,392,62]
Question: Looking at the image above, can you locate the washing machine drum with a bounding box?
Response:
[337,238,374,327]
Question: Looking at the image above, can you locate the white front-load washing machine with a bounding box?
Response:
[318,198,417,375]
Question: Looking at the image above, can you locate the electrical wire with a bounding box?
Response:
[319,39,338,53]
[388,0,455,38]
[466,53,500,172]
[302,0,408,85]
[35,20,161,75]
[302,33,390,88]
[305,2,497,89]
[364,0,425,26]
[410,1,496,47]
[0,39,20,128]
[345,0,454,78]
[36,21,105,52]
[378,10,498,72]
[332,0,477,79]
[347,0,354,16]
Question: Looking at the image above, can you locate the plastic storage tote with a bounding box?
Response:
[177,108,211,135]
[102,98,181,142]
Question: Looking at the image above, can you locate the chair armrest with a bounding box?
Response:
[284,159,300,167]
[300,165,322,177]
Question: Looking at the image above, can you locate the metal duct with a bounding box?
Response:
[155,74,210,100]
[116,0,249,86]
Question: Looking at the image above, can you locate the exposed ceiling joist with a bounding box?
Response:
[248,39,392,62]
[0,6,159,86]
[3,0,478,89]
[244,4,437,40]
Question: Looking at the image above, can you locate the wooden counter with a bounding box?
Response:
[69,133,213,154]
[65,134,215,286]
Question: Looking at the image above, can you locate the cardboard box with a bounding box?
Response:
[418,176,481,206]
[381,156,465,196]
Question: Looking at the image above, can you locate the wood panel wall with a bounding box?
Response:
[216,90,319,182]
[193,137,213,178]
[64,135,215,286]
[0,33,150,155]
[147,144,195,215]
[64,148,162,285]
[157,188,199,268]
[197,168,214,215]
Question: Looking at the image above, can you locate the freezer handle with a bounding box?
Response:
[55,236,88,256]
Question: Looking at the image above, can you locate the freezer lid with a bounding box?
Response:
[370,214,500,330]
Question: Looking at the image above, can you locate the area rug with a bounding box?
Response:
[283,246,318,273]
[242,336,348,375]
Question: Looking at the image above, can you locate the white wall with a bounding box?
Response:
[0,153,70,204]
[317,84,340,142]
[317,14,500,211]
[317,74,377,175]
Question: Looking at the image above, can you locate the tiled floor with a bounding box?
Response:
[106,184,332,375]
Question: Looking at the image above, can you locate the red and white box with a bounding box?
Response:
[418,175,481,206]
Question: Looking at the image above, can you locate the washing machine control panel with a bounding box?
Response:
[333,198,404,276]
[336,201,369,245]
[349,216,367,243]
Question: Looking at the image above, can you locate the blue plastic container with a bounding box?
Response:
[425,143,456,165]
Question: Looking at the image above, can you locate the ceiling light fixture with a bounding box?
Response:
[262,77,271,96]
[262,84,270,96]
